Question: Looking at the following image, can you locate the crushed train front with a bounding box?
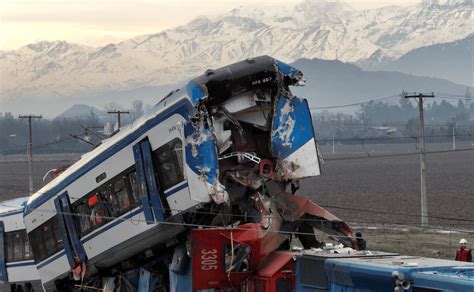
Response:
[180,56,357,289]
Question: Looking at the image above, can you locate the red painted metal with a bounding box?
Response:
[191,223,282,290]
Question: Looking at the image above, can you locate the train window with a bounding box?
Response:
[29,217,64,263]
[128,171,140,205]
[88,192,109,228]
[74,201,92,234]
[113,177,132,211]
[73,168,141,237]
[154,138,184,190]
[5,230,32,262]
[101,186,119,217]
[102,174,137,217]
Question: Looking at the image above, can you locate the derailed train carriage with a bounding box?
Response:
[23,56,357,290]
[0,198,42,292]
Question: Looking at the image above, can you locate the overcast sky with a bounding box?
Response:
[0,0,421,50]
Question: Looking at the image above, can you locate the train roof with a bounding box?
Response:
[0,196,28,217]
[25,56,304,215]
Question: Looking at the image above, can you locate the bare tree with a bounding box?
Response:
[104,102,124,112]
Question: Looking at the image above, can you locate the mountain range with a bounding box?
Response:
[0,0,472,116]
[363,34,473,86]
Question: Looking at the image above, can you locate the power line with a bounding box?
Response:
[317,133,473,143]
[0,137,75,155]
[0,202,471,249]
[4,187,474,228]
[309,92,473,111]
[310,95,400,110]
[323,147,474,161]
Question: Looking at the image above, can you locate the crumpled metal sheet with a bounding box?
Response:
[265,181,357,249]
[184,121,229,204]
[271,95,321,180]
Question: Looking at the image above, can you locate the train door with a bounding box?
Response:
[0,221,7,283]
[54,193,87,270]
[133,139,167,224]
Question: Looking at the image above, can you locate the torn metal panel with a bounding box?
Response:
[265,181,357,249]
[274,59,306,86]
[184,121,228,204]
[271,95,321,180]
[186,80,208,105]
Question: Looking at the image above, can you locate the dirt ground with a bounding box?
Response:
[300,141,474,229]
[351,226,474,260]
[0,154,80,200]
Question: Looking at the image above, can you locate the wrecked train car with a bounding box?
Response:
[23,56,356,291]
[0,198,42,292]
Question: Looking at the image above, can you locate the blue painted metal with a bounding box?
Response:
[0,221,7,283]
[184,124,219,185]
[53,198,75,268]
[164,182,188,197]
[58,193,87,263]
[133,143,155,224]
[140,140,165,222]
[271,95,314,159]
[138,268,151,291]
[186,81,207,105]
[274,59,303,80]
[0,209,23,218]
[169,259,193,292]
[412,269,474,291]
[24,99,193,216]
[323,258,474,292]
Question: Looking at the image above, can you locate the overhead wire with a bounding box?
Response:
[0,201,471,250]
[3,187,474,230]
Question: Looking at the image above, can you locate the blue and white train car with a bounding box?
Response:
[0,198,42,292]
[23,56,352,290]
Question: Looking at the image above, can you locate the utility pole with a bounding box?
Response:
[452,122,456,150]
[332,120,336,154]
[404,92,434,227]
[19,114,42,195]
[107,110,130,129]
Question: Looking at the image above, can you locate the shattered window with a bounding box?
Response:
[74,201,92,234]
[154,138,184,190]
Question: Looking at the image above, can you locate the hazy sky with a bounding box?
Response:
[0,0,420,50]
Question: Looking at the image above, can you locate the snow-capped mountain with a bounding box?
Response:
[0,0,472,114]
[362,34,474,86]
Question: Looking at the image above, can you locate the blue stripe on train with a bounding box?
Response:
[6,261,36,268]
